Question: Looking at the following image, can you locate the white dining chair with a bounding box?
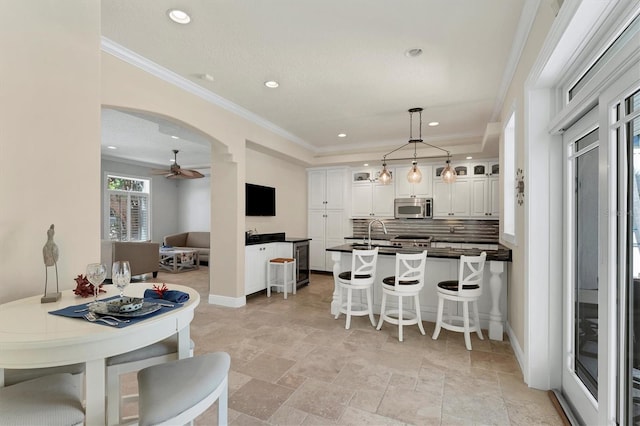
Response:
[106,334,194,425]
[376,250,427,342]
[0,373,85,426]
[137,352,231,426]
[432,252,487,350]
[334,247,379,329]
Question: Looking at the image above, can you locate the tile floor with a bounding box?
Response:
[128,266,562,425]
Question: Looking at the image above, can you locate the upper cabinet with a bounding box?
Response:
[395,164,432,198]
[350,168,395,218]
[468,161,500,178]
[308,168,346,210]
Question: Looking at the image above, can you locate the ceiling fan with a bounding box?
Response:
[151,149,204,179]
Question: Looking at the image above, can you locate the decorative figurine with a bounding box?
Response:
[41,224,61,303]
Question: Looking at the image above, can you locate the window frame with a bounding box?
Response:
[103,172,152,242]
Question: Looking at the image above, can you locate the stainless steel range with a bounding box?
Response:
[390,235,432,248]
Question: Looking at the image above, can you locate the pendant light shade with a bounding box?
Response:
[407,161,422,183]
[441,159,457,183]
[378,163,392,185]
[378,108,455,185]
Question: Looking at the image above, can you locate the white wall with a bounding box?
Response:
[245,147,307,237]
[177,177,211,232]
[101,158,180,242]
[0,2,101,303]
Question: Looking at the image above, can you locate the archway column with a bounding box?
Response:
[208,142,247,307]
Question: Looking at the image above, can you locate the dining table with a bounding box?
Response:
[0,282,200,426]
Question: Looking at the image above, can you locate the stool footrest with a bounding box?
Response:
[270,258,295,263]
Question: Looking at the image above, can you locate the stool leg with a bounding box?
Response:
[346,287,353,329]
[398,295,404,342]
[334,285,342,320]
[463,301,472,350]
[432,296,444,340]
[283,263,288,300]
[376,292,387,330]
[267,263,272,298]
[473,300,484,340]
[415,295,426,335]
[292,260,297,295]
[366,286,375,327]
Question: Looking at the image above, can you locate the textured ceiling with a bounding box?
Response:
[100,0,529,166]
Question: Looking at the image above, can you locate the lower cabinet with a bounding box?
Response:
[245,243,292,295]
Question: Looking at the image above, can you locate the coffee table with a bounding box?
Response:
[159,248,200,273]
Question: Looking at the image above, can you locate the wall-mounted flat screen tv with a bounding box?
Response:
[245,183,276,216]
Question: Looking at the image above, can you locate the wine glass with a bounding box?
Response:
[86,263,107,303]
[112,261,131,298]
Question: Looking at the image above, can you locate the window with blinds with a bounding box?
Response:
[107,175,150,241]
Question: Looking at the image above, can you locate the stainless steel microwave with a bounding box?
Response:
[394,198,433,219]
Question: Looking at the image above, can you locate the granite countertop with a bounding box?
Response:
[245,232,311,245]
[327,243,511,262]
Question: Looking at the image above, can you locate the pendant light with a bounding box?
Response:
[378,108,456,185]
[441,157,457,183]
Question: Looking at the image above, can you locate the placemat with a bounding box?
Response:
[49,296,183,328]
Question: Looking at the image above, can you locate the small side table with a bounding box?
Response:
[267,258,296,299]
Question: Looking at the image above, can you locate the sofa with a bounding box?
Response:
[101,240,160,279]
[163,232,210,263]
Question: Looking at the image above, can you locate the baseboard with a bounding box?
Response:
[506,322,526,379]
[208,293,246,307]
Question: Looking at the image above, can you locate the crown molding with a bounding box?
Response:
[100,37,316,152]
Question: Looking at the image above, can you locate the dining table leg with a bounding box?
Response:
[85,358,106,425]
[177,325,191,358]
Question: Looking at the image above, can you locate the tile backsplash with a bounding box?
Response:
[351,218,499,241]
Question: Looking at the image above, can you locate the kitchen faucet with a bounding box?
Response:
[368,219,388,249]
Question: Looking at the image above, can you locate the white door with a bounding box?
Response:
[563,108,600,423]
[308,170,327,210]
[451,180,470,217]
[433,181,451,217]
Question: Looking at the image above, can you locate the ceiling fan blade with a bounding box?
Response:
[151,168,171,175]
[178,169,204,179]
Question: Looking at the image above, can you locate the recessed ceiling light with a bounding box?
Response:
[171,135,179,139]
[170,159,176,162]
[428,121,439,127]
[107,146,117,150]
[338,133,347,138]
[264,80,279,88]
[167,9,191,24]
[405,48,423,58]
[466,156,473,160]
[364,163,369,167]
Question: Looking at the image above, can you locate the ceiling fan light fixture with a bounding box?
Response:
[151,149,204,179]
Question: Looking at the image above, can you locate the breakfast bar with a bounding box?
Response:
[327,242,511,340]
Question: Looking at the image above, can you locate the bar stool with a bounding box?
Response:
[334,248,379,329]
[267,257,297,299]
[376,251,427,342]
[432,252,487,350]
[137,352,231,426]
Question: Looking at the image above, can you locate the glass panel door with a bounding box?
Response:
[563,107,600,423]
[622,88,640,424]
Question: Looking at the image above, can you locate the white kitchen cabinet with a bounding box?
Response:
[394,165,432,198]
[309,209,346,271]
[471,177,500,218]
[245,243,273,295]
[433,179,470,217]
[308,168,346,210]
[245,242,292,295]
[350,170,395,218]
[308,168,348,272]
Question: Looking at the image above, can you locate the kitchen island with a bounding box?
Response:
[327,243,511,340]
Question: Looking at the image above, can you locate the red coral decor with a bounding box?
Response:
[152,283,168,297]
[73,274,105,298]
